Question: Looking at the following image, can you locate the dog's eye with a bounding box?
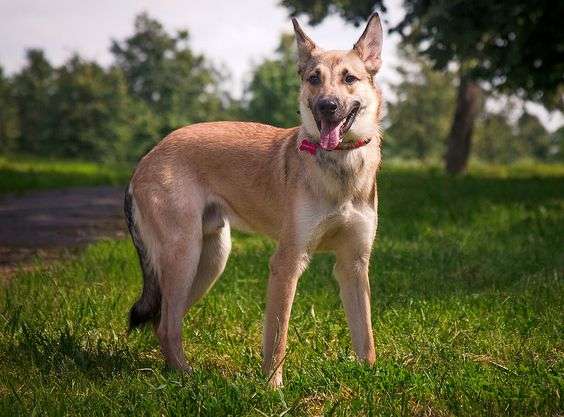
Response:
[344,74,359,84]
[307,74,321,85]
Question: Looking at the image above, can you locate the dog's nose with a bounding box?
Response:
[317,98,338,116]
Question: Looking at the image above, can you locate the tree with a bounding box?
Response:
[245,34,301,127]
[4,14,233,162]
[110,13,228,135]
[9,51,160,162]
[549,127,564,162]
[50,55,159,162]
[516,112,552,161]
[385,49,456,160]
[473,109,555,164]
[11,49,56,154]
[282,0,385,26]
[281,0,564,173]
[0,66,19,152]
[473,111,523,164]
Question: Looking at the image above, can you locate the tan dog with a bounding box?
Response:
[125,13,384,388]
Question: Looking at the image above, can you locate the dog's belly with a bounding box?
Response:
[208,195,282,239]
[209,194,375,252]
[223,206,262,235]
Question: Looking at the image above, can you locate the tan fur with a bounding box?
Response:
[128,13,384,387]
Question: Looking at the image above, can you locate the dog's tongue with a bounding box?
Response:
[319,119,343,150]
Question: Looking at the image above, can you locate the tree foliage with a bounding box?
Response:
[473,111,555,164]
[111,13,228,134]
[245,34,301,127]
[50,56,159,161]
[2,13,229,162]
[0,10,560,164]
[0,66,18,151]
[11,49,56,155]
[385,49,456,160]
[385,50,557,163]
[397,1,563,108]
[282,0,385,27]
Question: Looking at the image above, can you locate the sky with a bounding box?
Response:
[0,0,561,131]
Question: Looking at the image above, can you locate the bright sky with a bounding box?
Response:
[0,0,561,130]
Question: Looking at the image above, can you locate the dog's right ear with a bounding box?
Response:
[292,18,317,75]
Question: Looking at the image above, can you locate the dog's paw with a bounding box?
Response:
[164,361,193,374]
[267,372,283,389]
[181,364,194,374]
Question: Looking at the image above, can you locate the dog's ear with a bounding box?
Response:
[292,18,317,75]
[353,13,383,74]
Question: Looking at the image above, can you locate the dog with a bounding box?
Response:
[125,13,384,388]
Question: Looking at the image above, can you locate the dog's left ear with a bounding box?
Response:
[353,13,383,74]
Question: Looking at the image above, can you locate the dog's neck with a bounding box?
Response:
[296,125,382,159]
[296,125,382,202]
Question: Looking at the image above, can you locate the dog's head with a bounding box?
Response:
[292,14,383,150]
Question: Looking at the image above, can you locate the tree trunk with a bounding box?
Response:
[444,75,481,174]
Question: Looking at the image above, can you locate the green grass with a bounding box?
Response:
[0,155,131,194]
[1,163,563,416]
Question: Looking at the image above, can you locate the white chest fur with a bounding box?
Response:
[294,195,377,253]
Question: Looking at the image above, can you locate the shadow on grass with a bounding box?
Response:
[2,320,144,379]
[378,170,564,230]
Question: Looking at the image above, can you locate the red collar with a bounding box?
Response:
[299,137,372,156]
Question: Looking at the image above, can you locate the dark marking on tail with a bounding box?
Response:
[125,184,161,331]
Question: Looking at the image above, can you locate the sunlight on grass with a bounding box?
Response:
[0,155,131,194]
[1,164,563,416]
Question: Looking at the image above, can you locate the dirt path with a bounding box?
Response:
[0,186,127,279]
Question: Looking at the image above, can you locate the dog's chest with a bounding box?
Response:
[314,151,363,195]
[295,197,375,252]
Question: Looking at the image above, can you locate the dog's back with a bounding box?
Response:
[131,122,299,237]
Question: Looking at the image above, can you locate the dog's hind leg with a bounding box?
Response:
[185,204,231,309]
[155,211,203,371]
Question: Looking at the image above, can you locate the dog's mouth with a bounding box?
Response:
[315,103,360,151]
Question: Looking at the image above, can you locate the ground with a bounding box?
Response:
[0,159,563,416]
[0,187,125,278]
[0,156,130,278]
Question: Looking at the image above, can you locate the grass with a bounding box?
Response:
[0,155,131,194]
[1,162,563,416]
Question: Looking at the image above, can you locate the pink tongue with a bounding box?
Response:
[319,119,344,150]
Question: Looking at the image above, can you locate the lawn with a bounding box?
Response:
[1,162,563,416]
[0,155,131,194]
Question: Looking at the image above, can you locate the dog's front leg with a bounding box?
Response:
[334,246,376,364]
[262,245,309,388]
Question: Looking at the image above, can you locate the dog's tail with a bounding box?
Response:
[124,184,161,331]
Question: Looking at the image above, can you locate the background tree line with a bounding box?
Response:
[0,9,562,166]
[0,14,235,162]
